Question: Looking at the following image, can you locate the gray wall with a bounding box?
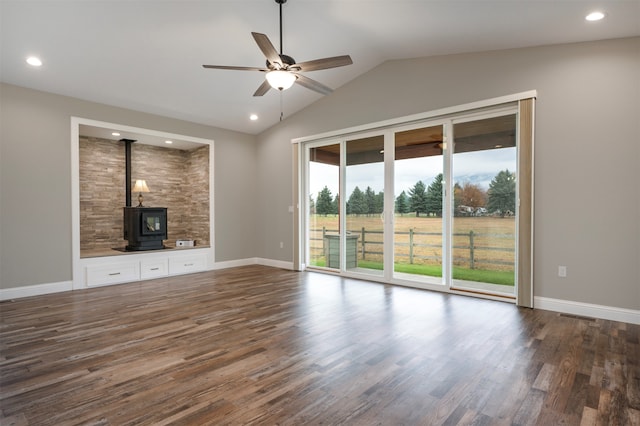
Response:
[2,37,639,312]
[256,37,640,310]
[0,83,258,289]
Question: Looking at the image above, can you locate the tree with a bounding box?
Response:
[374,191,384,214]
[408,180,427,217]
[453,183,463,213]
[315,186,334,216]
[309,195,316,215]
[425,173,444,217]
[347,186,367,215]
[487,169,516,217]
[365,186,377,215]
[460,182,487,208]
[331,194,340,215]
[395,191,410,215]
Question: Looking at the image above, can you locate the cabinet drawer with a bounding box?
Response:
[86,262,139,287]
[169,254,207,275]
[141,259,168,280]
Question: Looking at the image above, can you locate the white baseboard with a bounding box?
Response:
[535,296,640,325]
[0,280,73,301]
[255,258,294,270]
[211,258,258,270]
[212,257,294,271]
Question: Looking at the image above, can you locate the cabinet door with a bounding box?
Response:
[169,254,207,275]
[141,259,169,280]
[86,262,139,287]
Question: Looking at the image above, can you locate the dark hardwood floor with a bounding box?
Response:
[1,265,638,425]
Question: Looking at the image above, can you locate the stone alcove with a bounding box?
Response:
[78,125,211,258]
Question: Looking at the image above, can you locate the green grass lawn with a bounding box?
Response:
[310,259,514,286]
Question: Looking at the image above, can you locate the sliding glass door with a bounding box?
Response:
[450,113,517,296]
[301,96,533,304]
[306,135,387,277]
[307,144,340,270]
[345,135,385,277]
[393,124,445,285]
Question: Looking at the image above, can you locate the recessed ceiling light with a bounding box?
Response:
[26,56,42,67]
[111,132,121,136]
[249,114,258,121]
[585,11,605,21]
[165,140,173,144]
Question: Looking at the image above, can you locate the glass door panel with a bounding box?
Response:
[345,135,385,276]
[451,114,517,296]
[308,144,340,270]
[393,125,445,285]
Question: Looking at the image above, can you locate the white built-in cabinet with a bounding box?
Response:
[82,249,209,287]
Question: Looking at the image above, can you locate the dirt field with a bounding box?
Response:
[309,214,515,271]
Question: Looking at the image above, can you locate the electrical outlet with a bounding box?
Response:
[558,266,567,278]
[280,242,284,249]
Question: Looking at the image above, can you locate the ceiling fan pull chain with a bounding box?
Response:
[280,91,284,121]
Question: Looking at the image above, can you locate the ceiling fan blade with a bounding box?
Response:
[292,55,353,72]
[251,32,282,68]
[294,74,333,95]
[203,65,269,72]
[253,79,272,97]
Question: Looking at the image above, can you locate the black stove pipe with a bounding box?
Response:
[120,139,137,207]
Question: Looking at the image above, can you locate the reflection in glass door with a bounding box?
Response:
[345,135,385,276]
[451,114,517,296]
[393,125,445,285]
[308,144,340,270]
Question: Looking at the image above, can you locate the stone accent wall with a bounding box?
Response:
[79,137,126,250]
[184,145,210,245]
[79,137,210,254]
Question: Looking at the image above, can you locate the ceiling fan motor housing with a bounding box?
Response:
[267,54,296,70]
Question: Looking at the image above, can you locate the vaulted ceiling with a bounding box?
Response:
[2,1,639,134]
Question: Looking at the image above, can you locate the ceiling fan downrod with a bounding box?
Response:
[276,0,287,55]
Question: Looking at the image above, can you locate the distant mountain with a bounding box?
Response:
[453,173,496,190]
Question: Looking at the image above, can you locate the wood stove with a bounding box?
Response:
[123,207,167,251]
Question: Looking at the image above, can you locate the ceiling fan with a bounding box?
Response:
[202,0,353,97]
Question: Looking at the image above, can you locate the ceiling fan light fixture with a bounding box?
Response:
[265,70,296,91]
